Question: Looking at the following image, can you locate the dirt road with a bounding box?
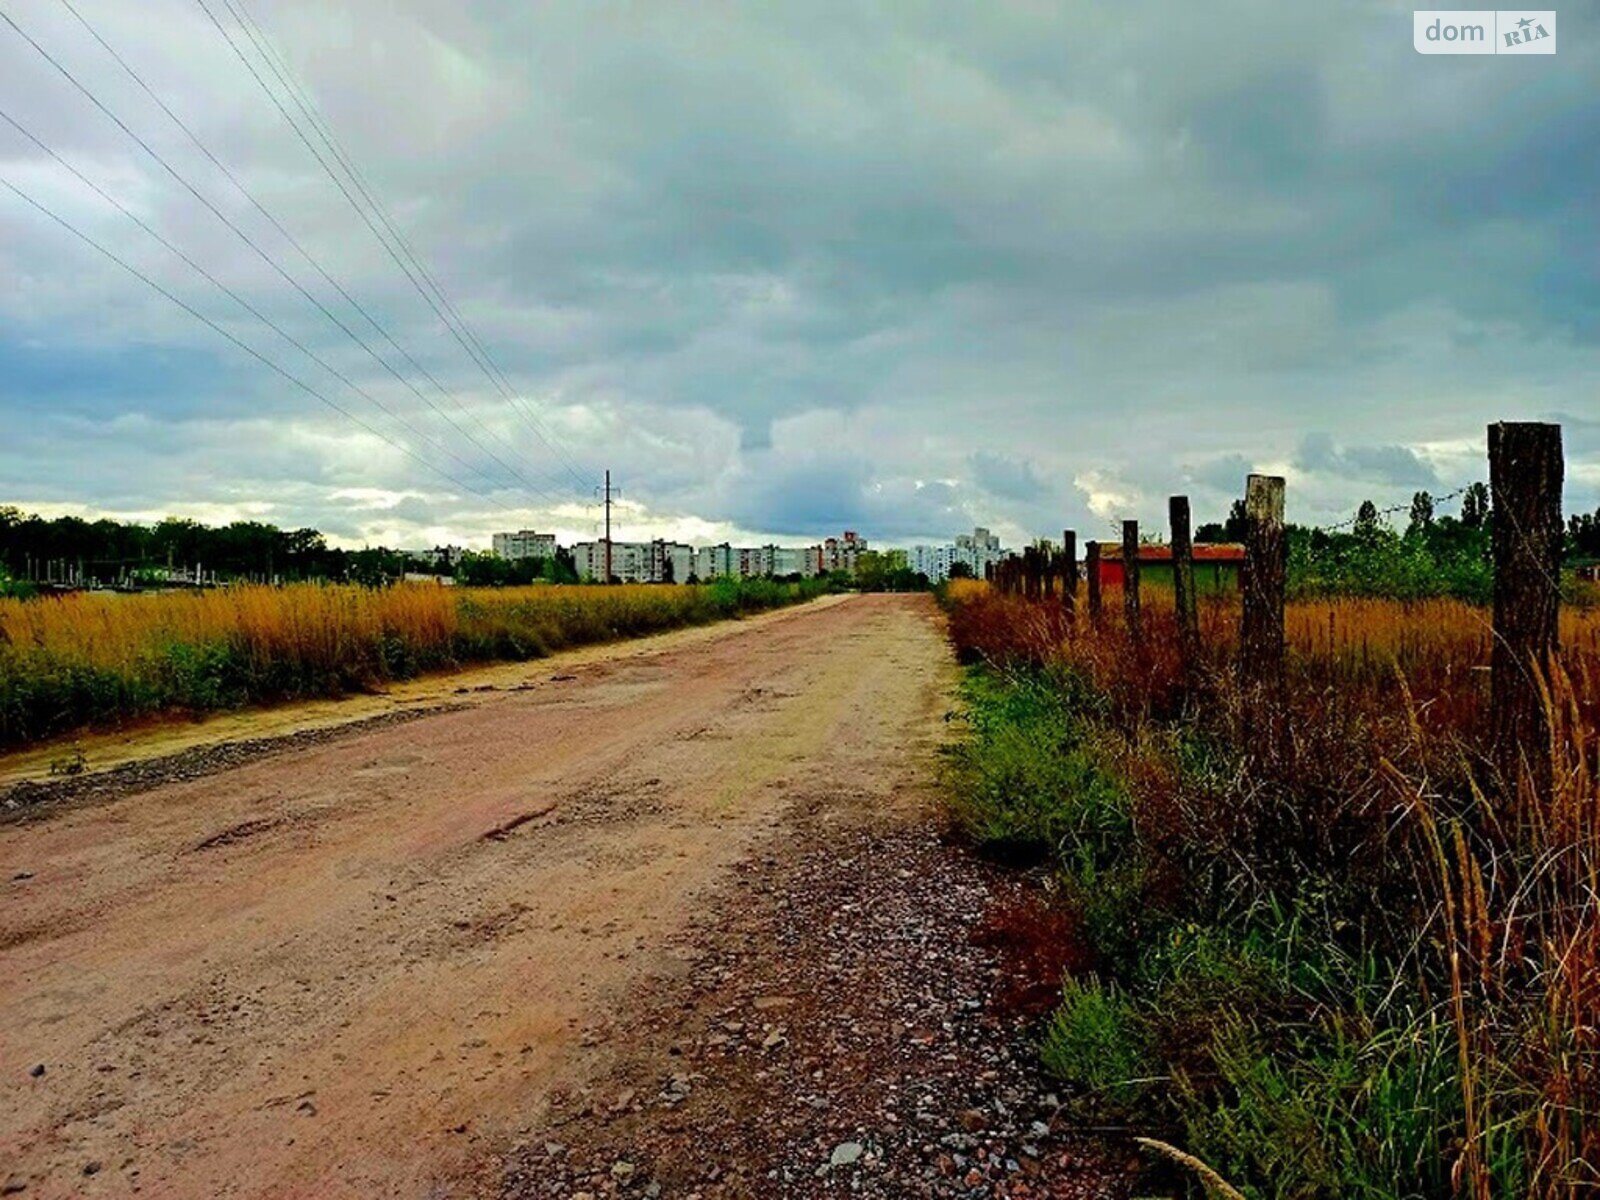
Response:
[0,594,963,1198]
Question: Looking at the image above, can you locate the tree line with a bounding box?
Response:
[0,507,458,590]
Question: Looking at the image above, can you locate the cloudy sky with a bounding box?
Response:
[1,1,1596,551]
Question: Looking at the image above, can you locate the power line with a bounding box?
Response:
[195,0,593,496]
[0,104,519,503]
[52,0,562,502]
[1,175,519,512]
[0,5,566,506]
[227,0,594,493]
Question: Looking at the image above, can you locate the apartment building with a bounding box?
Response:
[493,530,861,583]
[650,540,696,584]
[572,540,648,583]
[820,530,866,574]
[911,527,1008,582]
[570,539,701,583]
[692,543,732,580]
[771,546,815,577]
[491,530,557,561]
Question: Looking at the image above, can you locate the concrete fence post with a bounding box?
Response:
[1489,421,1563,799]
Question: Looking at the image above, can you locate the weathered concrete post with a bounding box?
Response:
[1239,475,1287,691]
[1086,541,1102,625]
[1061,530,1077,623]
[1122,519,1142,646]
[1489,421,1563,798]
[1170,496,1199,677]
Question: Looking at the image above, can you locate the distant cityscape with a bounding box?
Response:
[482,526,1010,584]
[0,505,1014,592]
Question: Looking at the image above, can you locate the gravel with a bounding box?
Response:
[494,796,1133,1199]
[0,705,464,822]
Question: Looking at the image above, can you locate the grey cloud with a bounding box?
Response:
[968,451,1048,503]
[1295,434,1439,488]
[1187,454,1256,497]
[2,1,1599,547]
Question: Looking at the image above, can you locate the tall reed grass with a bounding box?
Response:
[940,579,1599,1196]
[0,577,827,749]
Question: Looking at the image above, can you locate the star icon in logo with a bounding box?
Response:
[1517,16,1534,29]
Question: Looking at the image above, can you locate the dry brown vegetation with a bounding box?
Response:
[942,578,1598,1197]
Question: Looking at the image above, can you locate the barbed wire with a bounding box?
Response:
[1316,483,1478,533]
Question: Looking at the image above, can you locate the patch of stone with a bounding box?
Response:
[495,801,1133,1199]
[0,704,466,822]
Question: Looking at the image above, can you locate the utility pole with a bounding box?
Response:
[603,469,613,585]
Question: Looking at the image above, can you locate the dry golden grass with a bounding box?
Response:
[947,580,1600,726]
[0,578,823,747]
[0,583,724,670]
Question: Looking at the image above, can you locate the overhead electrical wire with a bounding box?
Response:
[225,0,594,493]
[0,5,566,506]
[52,0,564,502]
[1,175,521,513]
[0,104,522,503]
[195,0,594,495]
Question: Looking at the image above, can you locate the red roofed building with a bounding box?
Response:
[1093,542,1246,593]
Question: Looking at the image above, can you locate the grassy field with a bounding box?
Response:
[940,578,1598,1198]
[0,577,830,750]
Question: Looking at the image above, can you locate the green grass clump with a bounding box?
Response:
[1179,1011,1471,1200]
[942,667,1130,861]
[1040,975,1153,1113]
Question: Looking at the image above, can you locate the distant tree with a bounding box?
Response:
[550,548,579,584]
[1408,491,1434,534]
[1355,500,1380,538]
[1224,498,1250,542]
[346,547,407,587]
[1461,482,1489,529]
[853,550,889,592]
[947,561,974,579]
[1570,506,1600,559]
[1196,502,1248,544]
